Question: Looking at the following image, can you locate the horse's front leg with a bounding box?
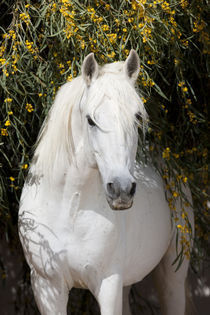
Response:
[31,269,70,315]
[96,274,123,315]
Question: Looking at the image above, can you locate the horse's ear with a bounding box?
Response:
[124,49,140,82]
[82,53,99,86]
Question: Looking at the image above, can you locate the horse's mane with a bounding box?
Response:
[33,76,85,175]
[33,61,147,177]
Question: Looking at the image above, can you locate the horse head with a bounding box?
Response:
[80,50,147,210]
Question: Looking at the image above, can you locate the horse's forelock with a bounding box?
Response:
[86,66,147,134]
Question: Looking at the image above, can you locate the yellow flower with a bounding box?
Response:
[181,212,186,219]
[1,128,8,136]
[174,58,179,65]
[67,74,73,81]
[162,147,170,159]
[147,60,155,65]
[22,164,28,169]
[180,0,189,9]
[128,18,134,23]
[183,177,188,183]
[177,224,183,230]
[173,153,179,159]
[4,98,12,103]
[107,51,116,58]
[10,177,15,181]
[3,69,9,77]
[26,103,34,112]
[80,41,85,50]
[102,24,109,31]
[52,3,57,11]
[20,13,30,25]
[107,33,117,44]
[173,191,179,198]
[178,81,185,87]
[0,58,6,66]
[182,87,188,92]
[5,120,11,126]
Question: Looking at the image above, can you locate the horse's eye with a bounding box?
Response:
[87,115,96,127]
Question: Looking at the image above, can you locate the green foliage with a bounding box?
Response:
[0,0,209,312]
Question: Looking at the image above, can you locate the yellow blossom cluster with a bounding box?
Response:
[1,128,8,136]
[178,81,188,94]
[193,19,206,33]
[180,0,189,9]
[25,103,34,112]
[162,147,170,159]
[19,12,30,25]
[107,33,117,44]
[4,120,11,127]
[25,40,38,56]
[4,98,12,103]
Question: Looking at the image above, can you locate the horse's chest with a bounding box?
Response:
[62,199,171,287]
[68,210,118,248]
[59,210,122,288]
[63,210,120,267]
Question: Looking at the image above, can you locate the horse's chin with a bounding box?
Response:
[107,198,133,211]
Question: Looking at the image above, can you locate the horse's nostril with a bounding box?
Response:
[107,180,135,199]
[107,182,115,195]
[130,182,136,196]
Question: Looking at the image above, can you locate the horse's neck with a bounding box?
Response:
[61,162,100,206]
[26,161,101,230]
[33,139,100,206]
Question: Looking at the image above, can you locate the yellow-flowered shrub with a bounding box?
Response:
[0,0,209,313]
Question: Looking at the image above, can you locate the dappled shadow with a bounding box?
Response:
[18,211,67,279]
[134,162,159,190]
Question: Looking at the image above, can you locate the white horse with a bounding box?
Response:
[19,50,194,315]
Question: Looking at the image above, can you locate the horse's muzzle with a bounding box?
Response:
[107,197,133,211]
[106,177,136,210]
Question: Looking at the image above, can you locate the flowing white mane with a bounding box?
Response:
[33,61,147,176]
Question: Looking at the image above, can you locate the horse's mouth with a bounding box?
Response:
[107,197,133,211]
